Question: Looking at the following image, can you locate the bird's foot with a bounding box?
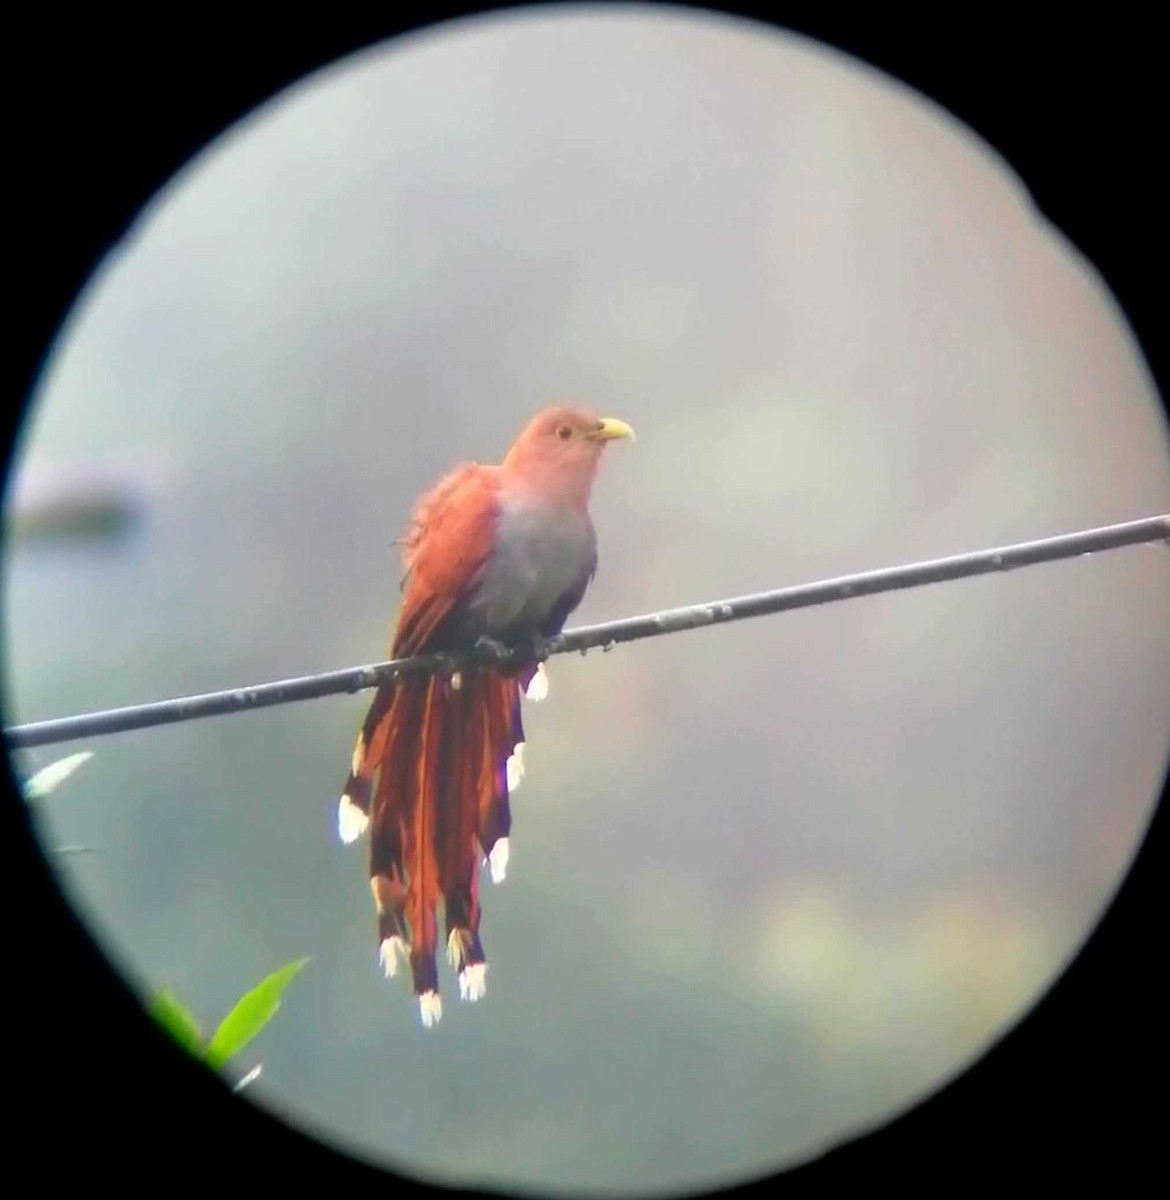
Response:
[526,633,553,663]
[474,635,514,665]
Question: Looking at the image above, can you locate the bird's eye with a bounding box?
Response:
[556,424,573,440]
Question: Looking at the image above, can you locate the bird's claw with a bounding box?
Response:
[474,635,513,665]
[527,633,552,663]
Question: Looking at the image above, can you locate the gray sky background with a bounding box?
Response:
[7,7,1169,1195]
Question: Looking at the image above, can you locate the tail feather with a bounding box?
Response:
[338,682,396,842]
[403,676,445,1007]
[438,674,484,974]
[347,666,526,1024]
[368,685,418,969]
[477,675,519,864]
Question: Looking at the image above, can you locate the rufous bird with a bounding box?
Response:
[338,405,634,1025]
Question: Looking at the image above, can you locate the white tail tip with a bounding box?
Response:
[488,837,510,884]
[506,742,526,793]
[418,991,443,1027]
[459,963,487,1003]
[338,795,369,844]
[525,663,549,702]
[447,927,470,967]
[379,936,406,978]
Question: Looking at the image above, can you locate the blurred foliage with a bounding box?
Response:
[150,958,310,1089]
[22,751,309,1090]
[7,483,141,545]
[22,750,94,800]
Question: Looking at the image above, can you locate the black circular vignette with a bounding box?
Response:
[8,5,1165,1194]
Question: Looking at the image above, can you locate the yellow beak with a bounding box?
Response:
[595,417,636,442]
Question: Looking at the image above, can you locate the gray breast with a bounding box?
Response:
[469,494,596,636]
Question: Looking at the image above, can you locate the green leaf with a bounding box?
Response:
[206,958,310,1070]
[24,751,94,800]
[150,990,205,1058]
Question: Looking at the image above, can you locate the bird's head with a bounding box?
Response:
[503,404,634,503]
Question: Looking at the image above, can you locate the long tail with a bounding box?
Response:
[338,666,528,1025]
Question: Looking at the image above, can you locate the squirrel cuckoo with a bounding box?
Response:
[338,406,634,1025]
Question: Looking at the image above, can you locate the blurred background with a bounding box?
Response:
[5,7,1169,1195]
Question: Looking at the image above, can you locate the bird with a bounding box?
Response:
[338,405,634,1026]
